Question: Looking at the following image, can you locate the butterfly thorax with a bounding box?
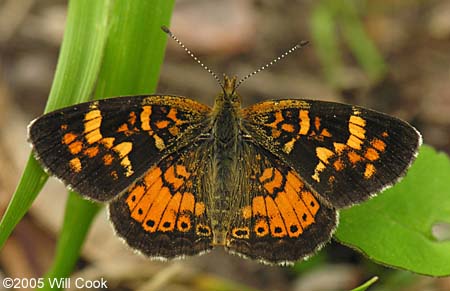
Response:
[209,76,243,245]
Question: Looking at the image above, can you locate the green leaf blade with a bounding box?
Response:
[0,0,111,250]
[336,145,450,276]
[94,1,175,97]
[1,0,175,288]
[41,0,175,288]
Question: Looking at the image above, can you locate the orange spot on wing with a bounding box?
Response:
[130,178,163,223]
[84,116,102,133]
[128,111,137,125]
[69,158,82,172]
[314,117,321,130]
[168,126,179,136]
[83,146,99,158]
[271,129,281,138]
[101,137,115,149]
[321,128,332,137]
[348,151,363,164]
[275,191,302,237]
[265,196,287,237]
[164,165,184,190]
[140,106,152,131]
[143,186,172,232]
[259,168,274,183]
[103,154,114,166]
[349,115,366,127]
[349,123,366,140]
[333,142,347,154]
[284,180,310,230]
[252,196,267,217]
[347,134,363,150]
[371,138,386,152]
[267,111,283,128]
[175,165,190,178]
[153,134,166,151]
[113,142,132,158]
[85,130,102,144]
[126,185,145,210]
[281,123,295,132]
[84,110,102,144]
[117,123,129,133]
[316,147,334,164]
[63,132,77,144]
[179,192,195,213]
[68,141,83,154]
[312,161,326,182]
[254,219,269,237]
[365,147,380,161]
[155,120,169,129]
[263,169,283,194]
[301,191,319,215]
[297,194,315,229]
[364,163,376,179]
[299,110,310,135]
[85,109,101,121]
[177,214,192,232]
[144,167,163,187]
[286,171,303,191]
[232,227,250,239]
[167,108,183,125]
[333,159,345,171]
[158,192,182,232]
[242,205,252,219]
[195,202,205,217]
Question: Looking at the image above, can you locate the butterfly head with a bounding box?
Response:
[214,75,241,109]
[223,75,237,96]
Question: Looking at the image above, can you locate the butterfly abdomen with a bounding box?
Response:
[209,97,242,244]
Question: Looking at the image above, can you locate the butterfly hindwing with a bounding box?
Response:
[109,142,214,259]
[28,95,211,201]
[225,142,337,265]
[242,100,421,208]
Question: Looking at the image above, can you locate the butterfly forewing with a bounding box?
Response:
[28,95,211,201]
[242,99,421,208]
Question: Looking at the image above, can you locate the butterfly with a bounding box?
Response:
[28,27,421,265]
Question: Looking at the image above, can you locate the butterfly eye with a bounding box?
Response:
[231,93,241,104]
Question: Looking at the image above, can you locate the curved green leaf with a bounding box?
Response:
[41,1,175,289]
[336,145,450,276]
[0,0,175,289]
[0,0,111,249]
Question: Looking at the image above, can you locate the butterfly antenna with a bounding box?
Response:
[235,40,309,89]
[161,26,223,88]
